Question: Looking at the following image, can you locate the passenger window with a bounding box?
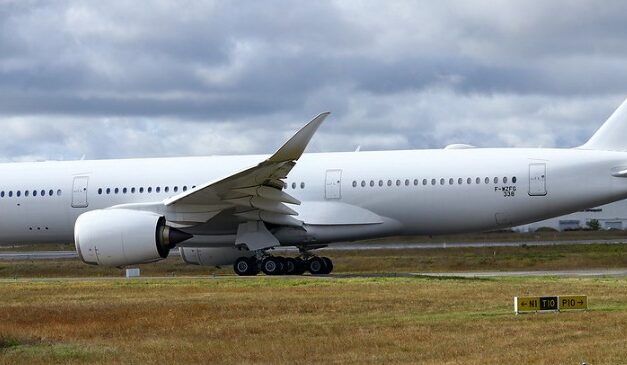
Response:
[147,187,152,193]
[33,190,37,197]
[405,179,410,186]
[503,177,508,184]
[9,191,13,197]
[387,180,392,187]
[476,177,481,184]
[165,186,169,193]
[0,191,4,198]
[370,180,375,187]
[41,190,45,197]
[493,177,498,184]
[467,178,472,184]
[123,188,127,194]
[431,179,436,186]
[114,188,119,194]
[361,181,366,187]
[174,186,178,192]
[292,182,296,189]
[379,180,383,187]
[25,191,29,197]
[131,187,136,194]
[414,179,418,186]
[458,178,463,185]
[449,178,454,185]
[49,190,53,196]
[57,189,62,196]
[98,188,103,195]
[440,178,445,185]
[485,177,490,184]
[17,191,21,197]
[352,181,357,188]
[156,187,161,193]
[512,176,517,183]
[301,182,305,189]
[423,179,427,186]
[396,180,401,186]
[183,186,188,192]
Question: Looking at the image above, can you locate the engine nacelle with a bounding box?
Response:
[75,209,192,267]
[179,247,253,267]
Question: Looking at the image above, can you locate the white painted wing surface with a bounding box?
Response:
[162,112,330,227]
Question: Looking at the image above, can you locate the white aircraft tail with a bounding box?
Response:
[581,98,627,151]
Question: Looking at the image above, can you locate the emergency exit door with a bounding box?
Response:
[72,176,89,208]
[325,169,342,199]
[529,163,547,196]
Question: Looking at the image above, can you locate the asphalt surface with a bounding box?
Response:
[1,238,626,260]
[0,269,625,283]
[0,251,79,260]
[413,269,627,278]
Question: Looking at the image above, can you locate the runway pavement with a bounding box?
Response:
[1,238,626,260]
[0,251,78,260]
[0,269,625,283]
[413,269,627,278]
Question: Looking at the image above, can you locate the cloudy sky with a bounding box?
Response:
[1,0,627,161]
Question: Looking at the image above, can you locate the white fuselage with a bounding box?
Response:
[1,148,627,246]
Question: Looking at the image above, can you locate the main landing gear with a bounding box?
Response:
[233,252,334,276]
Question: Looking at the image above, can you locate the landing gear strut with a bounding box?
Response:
[232,248,333,276]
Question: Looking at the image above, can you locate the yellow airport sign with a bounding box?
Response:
[515,295,587,314]
[515,296,540,312]
[560,295,588,310]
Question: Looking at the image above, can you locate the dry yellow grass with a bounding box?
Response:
[1,276,627,364]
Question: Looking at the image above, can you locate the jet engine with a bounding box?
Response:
[75,209,192,266]
[179,247,253,267]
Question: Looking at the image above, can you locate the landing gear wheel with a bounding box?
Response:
[284,257,297,275]
[261,257,282,276]
[321,257,334,274]
[292,258,306,275]
[234,257,256,276]
[307,256,328,275]
[275,256,287,275]
[248,257,260,275]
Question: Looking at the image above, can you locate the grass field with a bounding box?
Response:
[1,238,627,364]
[1,276,627,364]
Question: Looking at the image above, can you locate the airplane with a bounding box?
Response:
[2,98,627,276]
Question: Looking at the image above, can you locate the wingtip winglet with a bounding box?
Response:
[269,112,330,163]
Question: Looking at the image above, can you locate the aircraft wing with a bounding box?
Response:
[160,112,330,227]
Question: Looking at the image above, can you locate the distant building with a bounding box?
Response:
[516,200,627,232]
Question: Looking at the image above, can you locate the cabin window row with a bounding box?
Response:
[285,182,306,190]
[0,189,63,198]
[97,185,197,195]
[351,176,518,188]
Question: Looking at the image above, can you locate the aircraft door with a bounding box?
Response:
[528,163,547,196]
[325,169,342,199]
[72,176,89,208]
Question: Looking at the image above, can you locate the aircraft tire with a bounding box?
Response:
[293,258,306,275]
[234,256,255,276]
[249,257,260,275]
[307,256,328,275]
[321,257,334,274]
[261,257,282,276]
[284,257,297,275]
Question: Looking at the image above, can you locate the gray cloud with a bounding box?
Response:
[0,0,626,161]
